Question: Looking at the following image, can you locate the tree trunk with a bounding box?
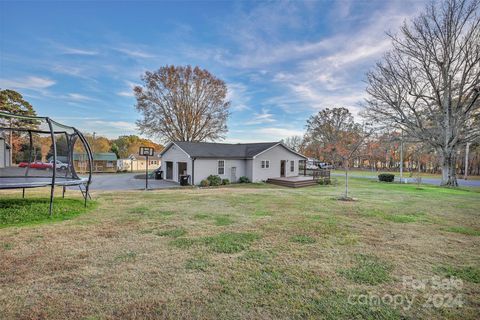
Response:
[440,149,458,187]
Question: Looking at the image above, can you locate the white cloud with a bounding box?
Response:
[77,120,138,137]
[59,46,98,55]
[245,108,276,125]
[115,47,155,58]
[222,0,427,118]
[117,91,134,97]
[257,127,304,138]
[227,82,252,111]
[91,120,137,131]
[0,76,56,90]
[192,0,426,119]
[116,80,139,97]
[226,126,305,143]
[68,93,95,101]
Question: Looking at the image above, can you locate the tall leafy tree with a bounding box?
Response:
[134,65,230,143]
[365,0,480,186]
[0,89,37,163]
[112,135,163,158]
[0,89,36,116]
[305,108,360,166]
[306,107,371,199]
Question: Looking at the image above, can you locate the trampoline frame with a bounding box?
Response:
[0,111,93,214]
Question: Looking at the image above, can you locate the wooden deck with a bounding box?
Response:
[267,170,331,188]
[267,176,318,188]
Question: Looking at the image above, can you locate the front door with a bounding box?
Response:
[166,161,173,180]
[280,160,286,177]
[231,167,237,182]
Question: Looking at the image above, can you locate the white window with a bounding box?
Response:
[261,160,270,169]
[290,160,295,172]
[218,160,225,175]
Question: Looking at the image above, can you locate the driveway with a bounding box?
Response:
[331,173,480,187]
[78,173,179,191]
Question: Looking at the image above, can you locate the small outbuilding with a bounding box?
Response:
[117,154,161,172]
[159,141,307,185]
[0,136,11,169]
[74,152,117,173]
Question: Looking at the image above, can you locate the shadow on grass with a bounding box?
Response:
[0,197,96,228]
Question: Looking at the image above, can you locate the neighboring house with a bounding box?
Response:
[74,152,118,173]
[117,154,161,172]
[0,136,11,168]
[160,141,307,185]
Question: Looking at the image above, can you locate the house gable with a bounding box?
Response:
[252,143,307,160]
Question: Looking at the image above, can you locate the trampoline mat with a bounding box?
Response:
[0,177,88,189]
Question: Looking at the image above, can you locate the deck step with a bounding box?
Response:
[266,178,318,188]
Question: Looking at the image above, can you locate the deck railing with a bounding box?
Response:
[299,168,331,181]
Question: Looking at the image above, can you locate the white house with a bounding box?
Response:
[0,136,11,168]
[117,154,161,172]
[159,141,307,184]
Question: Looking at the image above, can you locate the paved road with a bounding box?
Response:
[75,173,179,191]
[331,173,480,187]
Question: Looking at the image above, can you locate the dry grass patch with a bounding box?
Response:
[0,180,479,319]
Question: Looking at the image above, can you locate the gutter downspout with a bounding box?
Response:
[191,157,196,185]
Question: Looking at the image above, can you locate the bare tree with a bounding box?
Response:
[134,65,230,143]
[365,0,480,186]
[340,129,373,199]
[282,135,303,152]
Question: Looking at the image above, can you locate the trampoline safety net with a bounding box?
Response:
[0,111,93,214]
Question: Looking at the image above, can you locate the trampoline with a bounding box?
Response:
[0,111,93,214]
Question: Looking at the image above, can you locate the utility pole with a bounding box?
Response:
[464,142,470,180]
[92,132,96,154]
[91,132,96,172]
[399,129,404,183]
[9,119,13,165]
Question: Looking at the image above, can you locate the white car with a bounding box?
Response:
[320,163,334,169]
[49,160,68,170]
[306,163,319,170]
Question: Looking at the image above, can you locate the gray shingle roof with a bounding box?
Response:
[73,152,118,161]
[171,141,281,159]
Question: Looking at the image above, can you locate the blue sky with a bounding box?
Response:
[0,0,426,143]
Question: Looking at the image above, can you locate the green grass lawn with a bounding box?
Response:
[0,179,479,319]
[0,197,96,228]
[332,169,480,180]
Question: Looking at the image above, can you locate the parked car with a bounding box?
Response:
[320,163,334,169]
[306,163,319,170]
[17,161,29,168]
[49,160,68,170]
[18,161,53,169]
[17,160,68,170]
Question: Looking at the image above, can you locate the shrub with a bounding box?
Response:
[378,173,395,182]
[200,179,210,187]
[207,175,222,186]
[317,178,332,185]
[221,178,230,185]
[239,176,250,183]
